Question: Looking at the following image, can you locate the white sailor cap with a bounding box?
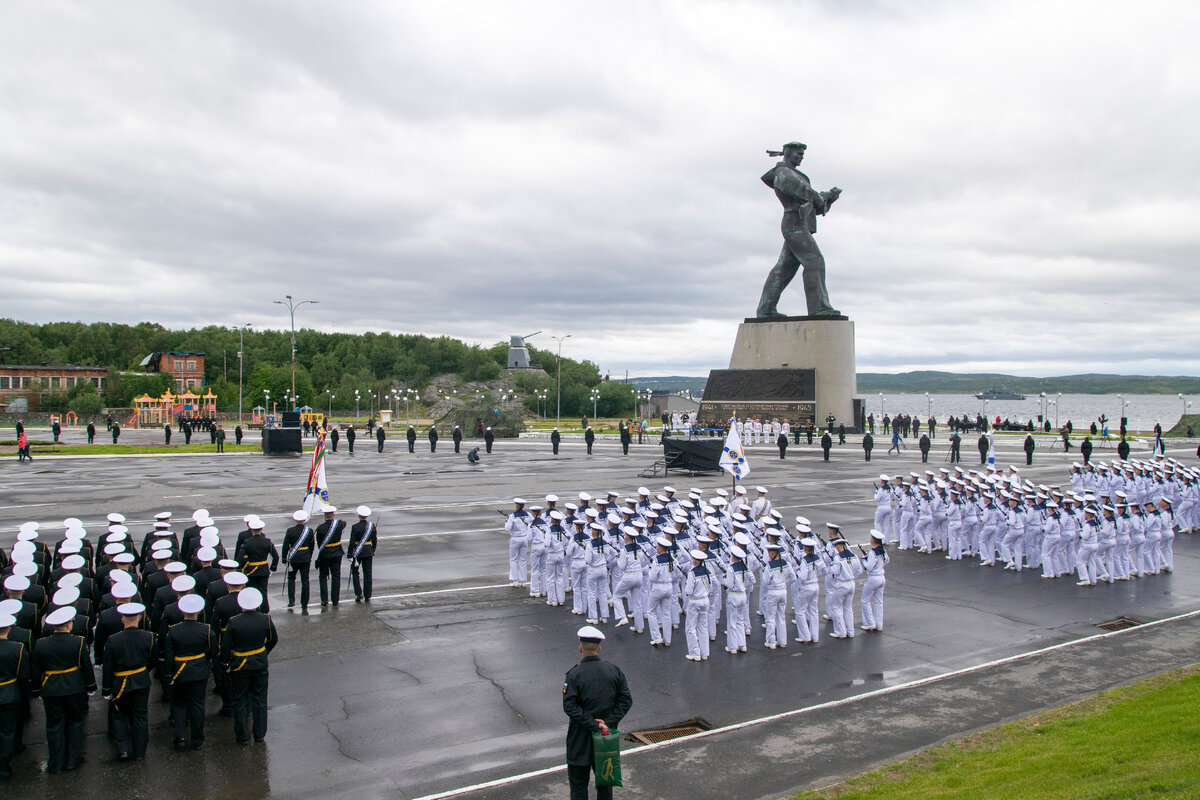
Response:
[588,522,604,533]
[800,537,818,548]
[630,519,646,529]
[106,532,128,543]
[321,504,337,514]
[606,513,621,525]
[869,529,885,541]
[52,587,80,606]
[197,547,218,562]
[734,533,752,546]
[237,587,263,610]
[734,485,747,495]
[880,474,890,481]
[826,522,841,531]
[756,486,768,494]
[663,486,677,494]
[13,563,38,578]
[156,511,172,521]
[112,582,138,599]
[796,524,812,534]
[730,545,747,559]
[192,509,210,521]
[58,574,83,591]
[607,491,620,498]
[171,575,196,593]
[545,494,558,503]
[765,542,783,551]
[689,549,708,560]
[179,594,205,615]
[585,508,600,519]
[218,559,239,569]
[769,510,783,520]
[224,572,249,586]
[637,487,650,496]
[655,536,672,548]
[107,513,126,524]
[61,554,86,570]
[0,613,15,629]
[200,534,220,549]
[578,492,591,502]
[164,561,188,574]
[357,505,371,517]
[715,488,729,498]
[564,503,579,512]
[63,528,84,540]
[292,510,308,522]
[15,530,36,543]
[247,516,265,529]
[513,498,527,505]
[577,625,605,642]
[3,575,30,592]
[154,521,171,530]
[12,542,35,558]
[113,553,136,565]
[117,602,146,616]
[549,510,565,521]
[45,607,76,627]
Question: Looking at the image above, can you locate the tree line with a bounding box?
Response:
[0,318,641,419]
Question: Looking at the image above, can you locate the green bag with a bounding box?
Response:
[592,729,622,788]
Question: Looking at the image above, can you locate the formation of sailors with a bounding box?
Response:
[871,457,1196,584]
[733,418,791,445]
[0,503,378,777]
[504,485,889,663]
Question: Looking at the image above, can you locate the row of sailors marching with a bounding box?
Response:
[871,460,1195,585]
[0,513,283,774]
[504,488,889,662]
[734,418,790,445]
[1067,458,1199,519]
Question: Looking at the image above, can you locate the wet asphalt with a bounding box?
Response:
[1,426,1198,799]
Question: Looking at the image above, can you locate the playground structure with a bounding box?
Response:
[132,388,218,428]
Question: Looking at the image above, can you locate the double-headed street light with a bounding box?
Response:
[273,295,318,408]
[552,334,572,430]
[326,389,335,418]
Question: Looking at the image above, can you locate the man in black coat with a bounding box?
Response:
[376,425,386,453]
[281,511,313,615]
[950,432,962,463]
[452,425,463,453]
[86,422,96,444]
[806,420,815,444]
[1117,437,1130,460]
[314,506,345,610]
[183,421,191,444]
[584,427,595,455]
[406,426,417,453]
[551,428,561,455]
[1024,433,1035,465]
[112,422,121,444]
[821,431,832,461]
[978,434,989,465]
[562,626,632,800]
[235,424,244,445]
[919,434,931,463]
[330,427,339,452]
[220,588,278,745]
[346,426,356,455]
[100,602,155,761]
[837,422,846,445]
[777,431,788,459]
[862,432,873,461]
[34,608,97,773]
[347,506,378,603]
[428,426,438,452]
[165,595,217,750]
[484,427,495,453]
[619,423,631,455]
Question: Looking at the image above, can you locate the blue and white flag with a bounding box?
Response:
[720,417,750,480]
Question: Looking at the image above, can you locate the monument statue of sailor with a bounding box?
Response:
[755,141,842,318]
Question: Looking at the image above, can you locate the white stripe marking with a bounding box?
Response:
[369,583,512,600]
[408,607,1200,800]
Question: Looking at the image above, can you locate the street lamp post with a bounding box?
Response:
[326,390,334,418]
[273,295,319,408]
[355,390,360,422]
[552,334,571,430]
[879,393,885,417]
[924,391,932,417]
[264,390,271,422]
[590,388,600,422]
[238,324,251,425]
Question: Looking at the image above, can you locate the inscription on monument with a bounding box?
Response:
[698,401,815,427]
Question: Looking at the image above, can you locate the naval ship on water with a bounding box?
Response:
[974,387,1027,401]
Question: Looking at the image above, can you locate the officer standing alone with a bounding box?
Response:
[562,626,632,800]
[348,506,378,603]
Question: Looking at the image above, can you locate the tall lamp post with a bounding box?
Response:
[355,390,360,422]
[1180,393,1193,423]
[590,388,601,422]
[878,393,885,418]
[326,390,334,419]
[924,391,932,417]
[264,390,271,422]
[273,295,318,407]
[552,334,572,431]
[237,324,251,425]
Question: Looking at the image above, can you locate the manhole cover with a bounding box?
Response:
[1097,617,1140,632]
[627,718,712,746]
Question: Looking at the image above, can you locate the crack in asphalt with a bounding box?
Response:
[472,650,530,728]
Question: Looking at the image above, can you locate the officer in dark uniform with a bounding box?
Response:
[862,432,873,461]
[777,430,788,459]
[806,419,815,444]
[452,425,463,453]
[406,425,417,453]
[346,425,356,455]
[619,423,631,455]
[376,425,386,453]
[330,427,339,452]
[585,427,595,455]
[209,573,247,716]
[837,422,846,445]
[235,424,244,445]
[428,426,438,452]
[919,433,931,463]
[111,422,120,444]
[821,431,832,461]
[100,602,155,761]
[165,594,217,750]
[949,432,962,463]
[86,422,96,444]
[33,607,97,773]
[0,611,30,779]
[1023,433,1035,465]
[314,505,345,610]
[237,521,279,612]
[281,510,314,615]
[1117,437,1130,460]
[348,506,378,603]
[551,428,561,455]
[220,587,278,745]
[977,434,989,465]
[562,625,632,800]
[484,427,495,453]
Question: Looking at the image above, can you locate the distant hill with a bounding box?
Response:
[633,371,1200,398]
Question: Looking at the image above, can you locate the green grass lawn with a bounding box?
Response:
[798,665,1200,800]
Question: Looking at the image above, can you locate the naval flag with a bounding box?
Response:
[719,417,750,480]
[303,430,330,516]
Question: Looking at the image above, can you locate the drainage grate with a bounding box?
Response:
[1097,617,1141,632]
[627,718,712,746]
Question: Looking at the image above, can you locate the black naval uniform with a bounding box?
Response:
[863,432,874,461]
[551,429,561,455]
[428,427,438,452]
[33,630,97,773]
[221,608,279,744]
[452,426,462,453]
[821,431,832,461]
[376,426,386,452]
[281,523,314,613]
[238,534,279,612]
[101,625,155,760]
[165,618,217,748]
[348,519,378,602]
[0,635,31,778]
[346,426,356,455]
[210,591,243,715]
[484,428,495,453]
[406,427,417,453]
[562,654,632,800]
[777,432,788,459]
[315,517,345,608]
[584,428,595,455]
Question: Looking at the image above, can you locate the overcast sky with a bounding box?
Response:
[3,1,1198,378]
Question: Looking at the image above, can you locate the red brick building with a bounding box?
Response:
[0,364,108,396]
[139,352,206,391]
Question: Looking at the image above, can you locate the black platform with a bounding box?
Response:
[261,428,302,455]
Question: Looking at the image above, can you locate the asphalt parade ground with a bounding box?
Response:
[3,428,1199,799]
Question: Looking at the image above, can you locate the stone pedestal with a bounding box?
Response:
[699,317,858,430]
